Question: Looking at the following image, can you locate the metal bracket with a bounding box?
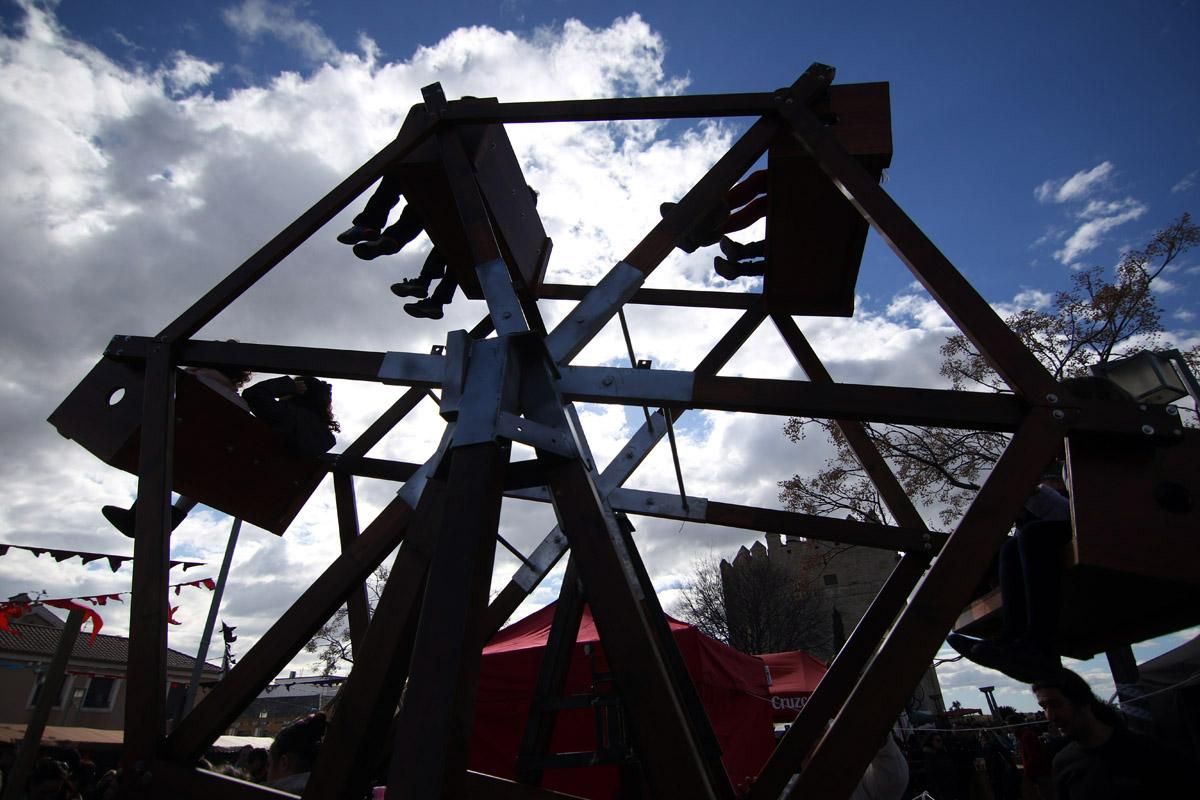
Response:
[546,261,645,365]
[438,330,472,421]
[476,258,529,336]
[495,412,578,459]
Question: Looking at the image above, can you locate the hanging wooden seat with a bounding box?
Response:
[390,98,552,300]
[48,356,327,535]
[954,429,1200,659]
[764,82,893,317]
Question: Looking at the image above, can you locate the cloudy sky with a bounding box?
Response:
[1,0,1197,719]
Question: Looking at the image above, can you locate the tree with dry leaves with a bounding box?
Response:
[780,213,1199,529]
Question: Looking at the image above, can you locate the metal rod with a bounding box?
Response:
[663,408,690,512]
[617,307,653,430]
[181,517,241,721]
[496,531,536,570]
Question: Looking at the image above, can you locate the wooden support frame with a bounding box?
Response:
[47,62,1199,800]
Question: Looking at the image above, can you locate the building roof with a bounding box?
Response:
[0,622,221,675]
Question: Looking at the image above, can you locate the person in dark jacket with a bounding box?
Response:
[243,375,339,458]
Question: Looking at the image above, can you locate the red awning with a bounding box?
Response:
[759,650,828,722]
[471,603,777,798]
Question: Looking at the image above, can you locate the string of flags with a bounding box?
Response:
[0,577,217,643]
[0,542,205,572]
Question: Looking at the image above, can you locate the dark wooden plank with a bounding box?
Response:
[304,483,444,800]
[688,374,1025,430]
[434,119,503,297]
[704,501,941,553]
[538,283,759,310]
[791,413,1065,798]
[387,443,508,799]
[50,362,326,535]
[515,558,585,786]
[436,80,888,128]
[542,457,728,800]
[747,554,928,800]
[1066,429,1200,584]
[771,314,927,529]
[123,345,177,769]
[167,495,414,762]
[474,124,551,293]
[332,472,369,654]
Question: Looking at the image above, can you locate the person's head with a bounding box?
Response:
[293,377,340,433]
[1032,667,1120,740]
[28,757,71,800]
[268,712,327,781]
[217,340,253,389]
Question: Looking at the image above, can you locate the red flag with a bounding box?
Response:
[45,599,104,644]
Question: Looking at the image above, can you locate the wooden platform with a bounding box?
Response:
[48,357,326,535]
[953,563,1200,660]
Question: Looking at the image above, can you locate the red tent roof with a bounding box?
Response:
[759,650,828,722]
[472,603,776,798]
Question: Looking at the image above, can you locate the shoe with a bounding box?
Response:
[390,278,430,298]
[714,257,743,281]
[948,633,1060,683]
[719,236,746,262]
[336,224,381,245]
[101,504,187,538]
[404,299,444,320]
[660,200,728,253]
[353,237,402,260]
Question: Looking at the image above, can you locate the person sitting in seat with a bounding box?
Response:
[101,373,338,537]
[336,172,426,261]
[267,712,327,793]
[243,375,340,458]
[389,186,540,321]
[660,169,769,255]
[946,461,1070,682]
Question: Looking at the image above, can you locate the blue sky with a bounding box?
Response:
[0,0,1197,720]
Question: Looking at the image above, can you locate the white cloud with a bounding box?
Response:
[1171,169,1197,194]
[1054,200,1147,264]
[222,0,340,63]
[163,51,222,95]
[1034,161,1113,204]
[1173,309,1196,322]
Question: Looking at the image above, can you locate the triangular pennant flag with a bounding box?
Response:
[107,556,124,572]
[50,550,74,562]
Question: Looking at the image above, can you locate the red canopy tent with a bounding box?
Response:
[759,650,829,722]
[470,603,777,798]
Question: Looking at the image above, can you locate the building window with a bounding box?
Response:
[28,674,71,709]
[823,574,838,586]
[81,676,118,710]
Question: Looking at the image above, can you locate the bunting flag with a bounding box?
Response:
[0,542,204,572]
[0,577,217,642]
[44,599,105,644]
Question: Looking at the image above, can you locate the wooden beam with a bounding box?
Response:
[123,344,177,771]
[166,496,414,762]
[791,413,1065,798]
[304,483,445,800]
[387,443,509,799]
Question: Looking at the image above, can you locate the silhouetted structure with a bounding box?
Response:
[45,64,1200,799]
